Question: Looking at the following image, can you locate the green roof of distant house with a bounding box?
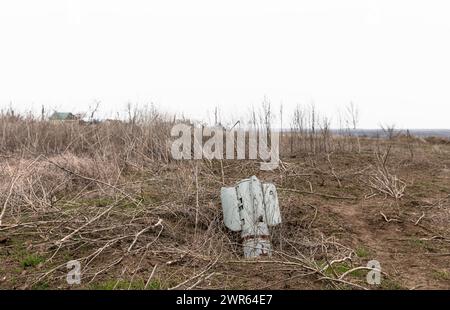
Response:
[50,112,76,120]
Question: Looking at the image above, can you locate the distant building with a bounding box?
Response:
[49,112,78,122]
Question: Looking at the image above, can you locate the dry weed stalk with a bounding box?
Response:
[367,151,406,199]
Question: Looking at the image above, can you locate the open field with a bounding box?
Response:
[0,113,449,290]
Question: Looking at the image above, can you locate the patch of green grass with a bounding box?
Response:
[355,247,370,258]
[432,269,450,281]
[117,201,141,210]
[21,254,44,268]
[408,238,425,249]
[323,262,366,278]
[56,197,117,210]
[32,281,50,290]
[327,263,351,275]
[407,238,436,252]
[9,239,28,257]
[145,279,162,290]
[380,278,403,290]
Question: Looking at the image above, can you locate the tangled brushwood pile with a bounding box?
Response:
[0,112,450,290]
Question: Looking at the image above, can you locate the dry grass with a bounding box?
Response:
[0,108,449,290]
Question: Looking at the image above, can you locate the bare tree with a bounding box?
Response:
[380,124,398,141]
[406,129,415,161]
[309,103,316,154]
[89,99,101,122]
[279,102,283,140]
[346,102,360,153]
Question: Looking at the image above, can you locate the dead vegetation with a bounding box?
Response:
[0,105,449,290]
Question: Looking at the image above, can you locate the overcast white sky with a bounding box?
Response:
[0,0,449,128]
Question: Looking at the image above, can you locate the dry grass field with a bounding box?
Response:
[0,110,449,290]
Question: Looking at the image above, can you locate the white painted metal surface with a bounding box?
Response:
[262,183,281,226]
[221,176,281,258]
[220,187,241,232]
